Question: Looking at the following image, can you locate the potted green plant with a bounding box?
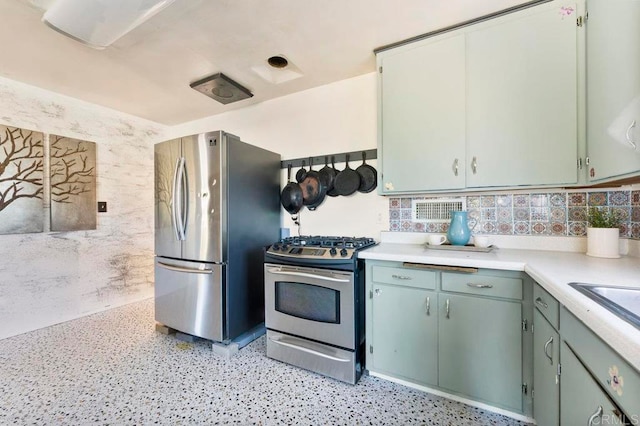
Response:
[586,207,622,258]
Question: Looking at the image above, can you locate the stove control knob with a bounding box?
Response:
[272,244,280,251]
[282,244,289,251]
[340,248,348,257]
[329,247,337,256]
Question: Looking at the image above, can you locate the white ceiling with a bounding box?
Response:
[3,0,529,125]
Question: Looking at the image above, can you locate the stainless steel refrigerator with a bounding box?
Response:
[154,131,280,343]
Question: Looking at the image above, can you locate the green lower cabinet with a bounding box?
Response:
[560,342,621,425]
[533,309,559,426]
[438,293,523,412]
[371,284,438,385]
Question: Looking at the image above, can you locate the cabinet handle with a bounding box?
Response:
[445,299,450,319]
[471,156,478,174]
[588,406,603,426]
[391,274,412,280]
[426,296,430,316]
[543,336,554,365]
[535,297,548,309]
[626,120,637,149]
[466,283,493,289]
[452,158,459,176]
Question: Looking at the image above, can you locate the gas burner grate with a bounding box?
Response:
[280,236,376,250]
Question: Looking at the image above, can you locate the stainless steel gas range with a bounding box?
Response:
[264,236,377,384]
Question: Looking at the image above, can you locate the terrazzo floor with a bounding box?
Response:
[0,299,532,425]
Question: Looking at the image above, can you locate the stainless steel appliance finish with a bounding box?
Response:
[264,236,376,384]
[569,282,640,329]
[265,264,355,350]
[155,131,280,342]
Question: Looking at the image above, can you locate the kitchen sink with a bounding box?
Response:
[569,283,640,330]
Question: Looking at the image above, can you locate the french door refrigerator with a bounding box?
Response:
[154,130,280,342]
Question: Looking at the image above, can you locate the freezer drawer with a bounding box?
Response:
[155,257,225,341]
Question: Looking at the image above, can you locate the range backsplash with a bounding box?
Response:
[389,189,640,240]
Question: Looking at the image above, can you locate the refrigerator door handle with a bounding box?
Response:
[157,261,213,274]
[174,157,187,241]
[171,158,180,240]
[180,157,190,241]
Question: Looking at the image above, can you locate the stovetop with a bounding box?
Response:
[280,236,376,249]
[265,235,377,267]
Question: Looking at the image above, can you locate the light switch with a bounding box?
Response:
[97,201,107,213]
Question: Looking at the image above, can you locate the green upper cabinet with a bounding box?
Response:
[379,34,466,193]
[586,0,640,182]
[465,2,578,188]
[377,0,581,194]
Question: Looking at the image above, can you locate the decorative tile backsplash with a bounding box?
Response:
[389,189,640,240]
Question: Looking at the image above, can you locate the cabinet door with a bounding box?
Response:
[560,342,622,425]
[466,2,578,188]
[371,284,438,385]
[379,34,466,193]
[586,0,640,181]
[533,309,560,426]
[439,293,522,411]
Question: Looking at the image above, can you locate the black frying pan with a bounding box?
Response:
[356,151,377,193]
[334,154,361,196]
[301,157,326,210]
[280,164,303,215]
[326,156,340,197]
[295,160,307,183]
[318,156,336,194]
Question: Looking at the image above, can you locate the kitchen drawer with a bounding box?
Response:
[371,266,437,290]
[533,283,559,330]
[561,307,640,419]
[441,272,522,300]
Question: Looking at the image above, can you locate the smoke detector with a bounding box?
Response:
[190,73,253,105]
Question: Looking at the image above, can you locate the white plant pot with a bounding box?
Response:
[586,227,620,259]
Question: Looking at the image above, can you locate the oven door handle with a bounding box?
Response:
[267,267,350,283]
[268,336,351,363]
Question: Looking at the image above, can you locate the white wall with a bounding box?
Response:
[169,72,390,239]
[0,76,168,339]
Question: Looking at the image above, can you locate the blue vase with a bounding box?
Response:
[447,211,471,246]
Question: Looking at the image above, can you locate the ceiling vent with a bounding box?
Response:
[412,198,466,223]
[190,73,253,105]
[252,54,303,84]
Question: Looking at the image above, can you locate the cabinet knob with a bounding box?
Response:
[535,297,548,309]
[543,336,554,365]
[625,120,637,150]
[384,182,394,191]
[587,406,603,426]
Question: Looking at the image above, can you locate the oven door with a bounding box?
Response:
[264,263,355,350]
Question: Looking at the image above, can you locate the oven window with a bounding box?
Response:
[275,281,340,324]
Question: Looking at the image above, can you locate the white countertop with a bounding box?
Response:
[359,242,640,372]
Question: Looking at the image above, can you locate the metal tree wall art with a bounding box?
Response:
[0,125,44,234]
[50,135,97,231]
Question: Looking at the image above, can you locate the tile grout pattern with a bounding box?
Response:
[0,299,530,426]
[390,189,640,239]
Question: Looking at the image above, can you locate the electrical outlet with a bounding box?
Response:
[97,201,107,213]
